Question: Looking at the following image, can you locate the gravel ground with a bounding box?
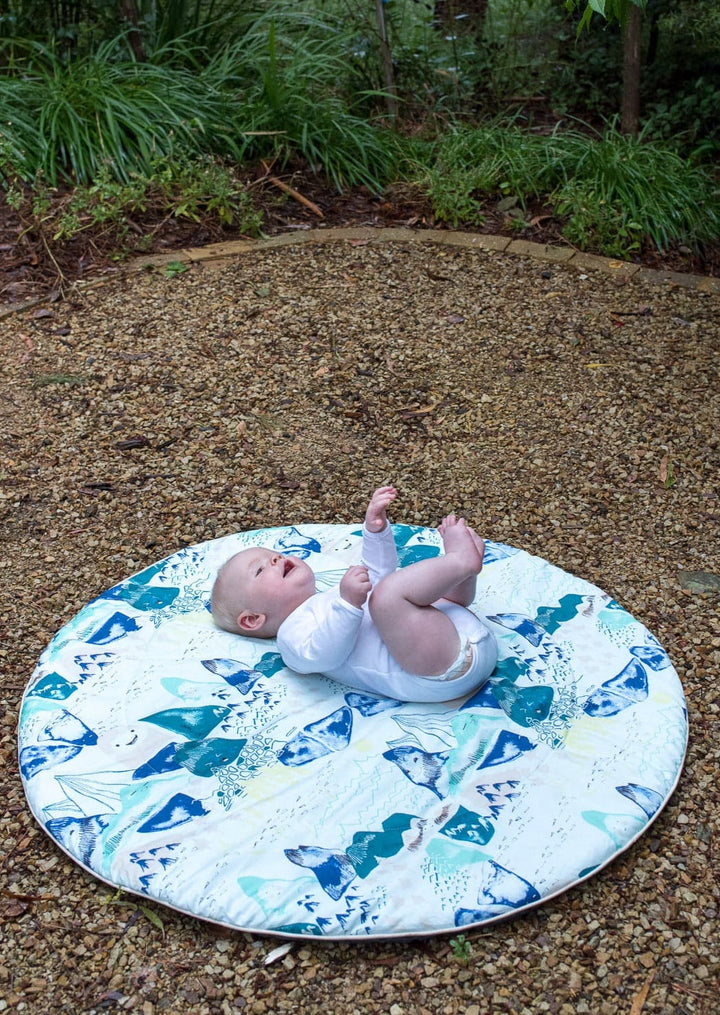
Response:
[1,238,718,1014]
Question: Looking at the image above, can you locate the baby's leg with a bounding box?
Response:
[437,515,485,607]
[369,517,483,677]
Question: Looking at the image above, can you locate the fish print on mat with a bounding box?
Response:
[18,525,687,938]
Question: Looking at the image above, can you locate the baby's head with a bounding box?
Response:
[211,548,316,638]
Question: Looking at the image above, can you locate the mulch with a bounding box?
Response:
[1,220,718,1013]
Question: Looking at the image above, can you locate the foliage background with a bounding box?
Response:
[0,0,718,261]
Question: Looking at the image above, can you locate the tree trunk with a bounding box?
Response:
[375,0,398,120]
[120,0,147,63]
[621,4,643,135]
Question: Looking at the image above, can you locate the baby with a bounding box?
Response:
[211,486,497,702]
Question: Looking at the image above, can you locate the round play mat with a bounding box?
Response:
[19,524,687,939]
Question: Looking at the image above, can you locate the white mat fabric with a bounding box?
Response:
[19,525,687,939]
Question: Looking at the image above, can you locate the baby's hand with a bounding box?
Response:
[365,485,397,532]
[340,565,372,609]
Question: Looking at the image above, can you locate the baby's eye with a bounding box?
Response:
[255,565,264,576]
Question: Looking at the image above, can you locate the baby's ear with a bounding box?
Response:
[238,611,266,633]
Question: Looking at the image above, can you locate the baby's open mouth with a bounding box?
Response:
[282,559,294,578]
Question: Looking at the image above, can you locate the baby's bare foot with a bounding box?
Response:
[438,515,483,573]
[467,525,485,570]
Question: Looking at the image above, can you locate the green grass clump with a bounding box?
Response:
[199,16,400,192]
[0,10,400,195]
[421,123,719,257]
[0,39,232,186]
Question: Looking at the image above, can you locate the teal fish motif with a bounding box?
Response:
[29,672,76,700]
[439,805,494,846]
[491,681,554,726]
[140,705,231,739]
[173,737,247,777]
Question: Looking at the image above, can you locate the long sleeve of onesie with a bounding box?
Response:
[361,521,398,585]
[276,521,397,674]
[276,589,364,673]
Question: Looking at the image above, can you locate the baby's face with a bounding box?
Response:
[227,547,316,630]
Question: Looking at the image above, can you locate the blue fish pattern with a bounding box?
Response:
[137,793,209,833]
[278,706,354,767]
[584,659,649,717]
[18,525,687,939]
[382,746,450,798]
[616,782,664,818]
[201,658,263,694]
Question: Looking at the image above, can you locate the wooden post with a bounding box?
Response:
[621,3,643,136]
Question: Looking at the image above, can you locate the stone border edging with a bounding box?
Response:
[2,227,717,320]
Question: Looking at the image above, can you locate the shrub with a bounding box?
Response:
[420,122,719,256]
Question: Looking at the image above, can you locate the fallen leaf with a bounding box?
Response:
[530,214,552,226]
[264,942,294,965]
[399,401,441,419]
[2,900,29,918]
[629,969,655,1015]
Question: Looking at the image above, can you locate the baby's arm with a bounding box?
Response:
[276,591,364,674]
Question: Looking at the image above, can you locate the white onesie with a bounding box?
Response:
[276,524,497,702]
